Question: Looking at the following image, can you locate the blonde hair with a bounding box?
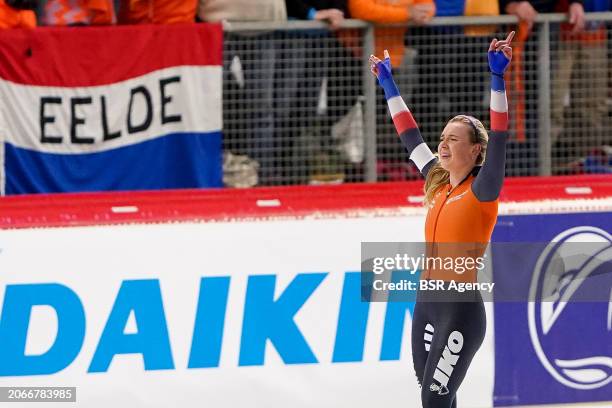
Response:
[424,115,489,206]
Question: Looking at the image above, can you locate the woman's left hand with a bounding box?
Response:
[488,31,514,76]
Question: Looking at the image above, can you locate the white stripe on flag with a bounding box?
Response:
[387,96,409,118]
[410,143,435,171]
[490,90,508,113]
[1,66,222,154]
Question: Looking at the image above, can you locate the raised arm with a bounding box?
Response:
[472,32,514,202]
[370,51,437,178]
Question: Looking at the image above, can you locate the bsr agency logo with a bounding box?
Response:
[528,226,612,389]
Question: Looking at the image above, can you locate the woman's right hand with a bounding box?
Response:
[505,1,537,32]
[409,3,435,25]
[369,50,394,85]
[313,8,344,30]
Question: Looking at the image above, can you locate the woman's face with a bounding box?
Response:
[438,121,481,174]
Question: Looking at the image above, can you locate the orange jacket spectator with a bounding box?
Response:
[119,0,197,24]
[348,0,434,66]
[44,0,115,26]
[0,0,35,29]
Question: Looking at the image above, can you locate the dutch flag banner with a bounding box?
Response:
[0,23,223,194]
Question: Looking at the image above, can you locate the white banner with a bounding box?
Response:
[0,215,494,407]
[0,66,222,154]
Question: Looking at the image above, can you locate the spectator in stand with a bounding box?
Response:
[348,0,435,69]
[550,0,609,173]
[197,0,286,22]
[198,0,287,186]
[569,145,612,174]
[119,0,197,24]
[284,1,361,184]
[286,0,345,27]
[502,0,585,33]
[500,0,587,175]
[348,0,435,181]
[0,0,36,28]
[43,0,115,25]
[411,1,500,164]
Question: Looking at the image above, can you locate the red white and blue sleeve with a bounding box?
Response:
[378,65,437,178]
[472,65,509,202]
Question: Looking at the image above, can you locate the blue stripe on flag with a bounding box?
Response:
[5,132,223,194]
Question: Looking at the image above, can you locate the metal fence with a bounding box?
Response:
[221,14,612,187]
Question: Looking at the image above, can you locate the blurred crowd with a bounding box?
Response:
[0,0,610,184]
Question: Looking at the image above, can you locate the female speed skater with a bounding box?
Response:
[369,31,514,408]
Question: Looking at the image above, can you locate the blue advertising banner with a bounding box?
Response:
[492,212,612,406]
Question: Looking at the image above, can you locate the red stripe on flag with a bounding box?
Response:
[490,109,508,132]
[0,23,222,87]
[392,110,417,135]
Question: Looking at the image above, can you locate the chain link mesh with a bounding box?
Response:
[549,21,612,175]
[222,20,612,187]
[223,29,364,187]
